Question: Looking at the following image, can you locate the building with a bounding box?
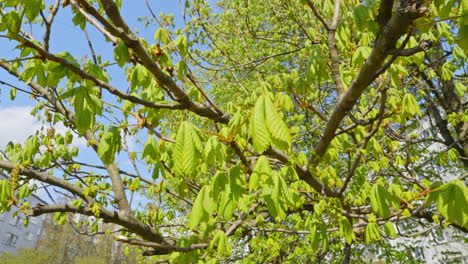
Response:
[0,172,47,254]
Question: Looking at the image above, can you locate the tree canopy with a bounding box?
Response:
[0,0,467,263]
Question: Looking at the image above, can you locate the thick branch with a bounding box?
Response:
[310,0,428,163]
[78,0,231,123]
[30,203,167,242]
[387,40,433,56]
[0,160,87,201]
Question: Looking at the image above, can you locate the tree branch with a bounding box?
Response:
[309,0,428,165]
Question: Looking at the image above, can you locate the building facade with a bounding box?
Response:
[0,172,47,254]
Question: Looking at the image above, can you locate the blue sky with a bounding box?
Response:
[0,0,192,205]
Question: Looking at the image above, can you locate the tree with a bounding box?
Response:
[33,214,146,264]
[0,0,466,263]
[0,215,145,264]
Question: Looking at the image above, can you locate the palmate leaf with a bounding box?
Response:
[173,122,198,176]
[142,135,158,163]
[339,217,355,244]
[97,126,122,165]
[383,222,397,238]
[249,156,272,190]
[370,184,399,219]
[23,0,43,22]
[251,95,292,153]
[436,180,468,227]
[365,222,381,244]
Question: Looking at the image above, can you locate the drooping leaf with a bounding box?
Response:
[251,95,271,153]
[172,122,199,176]
[264,95,292,152]
[97,126,122,165]
[189,185,209,228]
[436,180,468,227]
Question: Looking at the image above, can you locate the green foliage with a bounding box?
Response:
[97,126,122,165]
[0,0,466,262]
[251,94,292,153]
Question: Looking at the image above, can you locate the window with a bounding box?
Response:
[25,232,34,241]
[432,230,446,242]
[413,247,425,261]
[30,217,38,225]
[3,233,18,246]
[10,216,20,226]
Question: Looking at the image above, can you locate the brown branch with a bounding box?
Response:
[309,0,428,165]
[70,0,118,43]
[78,0,231,123]
[43,0,61,51]
[377,0,394,27]
[115,236,208,256]
[30,203,167,242]
[340,85,388,194]
[15,36,184,111]
[306,1,330,31]
[386,40,433,56]
[0,160,88,202]
[306,0,345,97]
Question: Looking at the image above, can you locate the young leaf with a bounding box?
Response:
[264,95,292,152]
[189,185,209,228]
[173,122,198,176]
[249,156,272,190]
[251,95,271,153]
[436,180,468,227]
[97,126,122,165]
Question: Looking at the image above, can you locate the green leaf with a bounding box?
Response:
[189,185,209,228]
[175,35,189,58]
[54,212,67,225]
[173,122,199,176]
[251,95,271,153]
[97,126,122,165]
[154,28,171,45]
[436,180,468,227]
[23,0,43,22]
[129,178,141,191]
[72,11,86,29]
[114,41,130,67]
[142,135,159,163]
[22,136,39,163]
[16,184,31,199]
[249,156,272,190]
[339,217,355,244]
[176,60,188,79]
[4,10,21,34]
[74,87,95,133]
[9,88,16,100]
[365,222,381,243]
[402,93,421,117]
[353,4,369,31]
[219,186,235,220]
[459,26,468,52]
[370,184,399,218]
[264,95,292,152]
[383,222,396,238]
[0,180,12,202]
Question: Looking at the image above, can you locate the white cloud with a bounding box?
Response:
[0,106,41,148]
[0,106,85,148]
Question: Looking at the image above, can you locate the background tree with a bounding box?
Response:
[0,215,146,264]
[0,0,466,263]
